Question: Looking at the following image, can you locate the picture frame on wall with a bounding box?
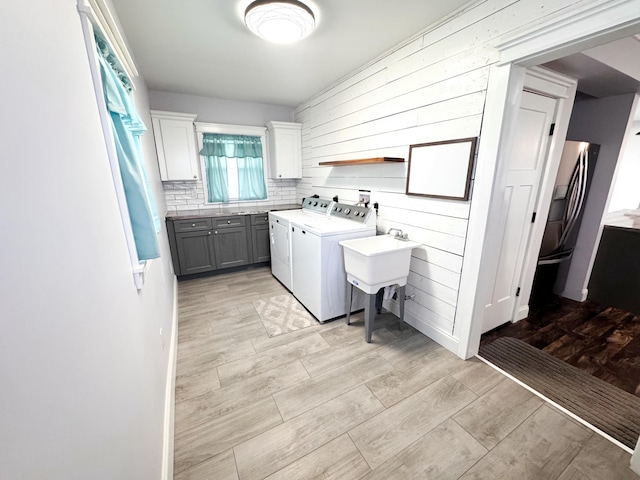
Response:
[405,137,477,201]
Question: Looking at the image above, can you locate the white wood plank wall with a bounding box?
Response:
[294,0,587,343]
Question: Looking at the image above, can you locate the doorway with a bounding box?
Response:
[457,3,640,468]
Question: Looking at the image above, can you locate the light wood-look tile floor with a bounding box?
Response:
[173,267,638,480]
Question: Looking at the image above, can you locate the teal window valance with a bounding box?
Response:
[200,134,263,158]
[200,133,267,203]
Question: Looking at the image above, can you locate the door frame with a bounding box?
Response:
[457,0,640,359]
[453,0,640,470]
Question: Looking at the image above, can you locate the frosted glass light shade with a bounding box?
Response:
[244,0,315,44]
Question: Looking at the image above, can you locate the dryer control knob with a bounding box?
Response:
[344,208,351,214]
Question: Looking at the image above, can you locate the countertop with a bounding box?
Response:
[166,203,301,220]
[603,209,640,233]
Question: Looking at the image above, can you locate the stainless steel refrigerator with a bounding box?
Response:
[531,141,600,306]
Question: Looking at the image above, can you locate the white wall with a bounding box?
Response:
[294,0,607,351]
[608,120,640,212]
[149,91,298,212]
[557,93,638,301]
[149,90,294,126]
[0,1,175,479]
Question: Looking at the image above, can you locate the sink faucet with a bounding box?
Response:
[387,228,408,240]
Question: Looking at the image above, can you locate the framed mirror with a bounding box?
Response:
[405,137,477,201]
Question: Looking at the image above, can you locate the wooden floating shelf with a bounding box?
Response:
[318,157,405,166]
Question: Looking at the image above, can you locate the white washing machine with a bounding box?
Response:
[268,197,333,291]
[290,203,376,322]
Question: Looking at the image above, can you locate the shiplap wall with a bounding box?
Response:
[294,0,586,343]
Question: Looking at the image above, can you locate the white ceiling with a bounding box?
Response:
[110,0,640,122]
[110,0,472,107]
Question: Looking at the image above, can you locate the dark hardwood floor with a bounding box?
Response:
[481,296,640,398]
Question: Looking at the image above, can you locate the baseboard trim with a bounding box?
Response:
[403,309,460,357]
[515,304,529,321]
[562,287,589,302]
[161,277,178,480]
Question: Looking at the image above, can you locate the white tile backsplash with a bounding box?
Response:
[162,178,298,213]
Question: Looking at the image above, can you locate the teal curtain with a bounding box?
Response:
[97,41,160,261]
[200,134,267,202]
[237,156,267,200]
[205,155,229,203]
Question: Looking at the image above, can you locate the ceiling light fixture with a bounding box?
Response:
[244,0,315,44]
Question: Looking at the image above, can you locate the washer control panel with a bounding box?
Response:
[330,203,374,223]
[301,197,333,215]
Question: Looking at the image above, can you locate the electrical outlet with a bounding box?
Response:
[359,190,370,204]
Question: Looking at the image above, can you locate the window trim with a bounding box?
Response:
[194,122,270,205]
[77,0,153,290]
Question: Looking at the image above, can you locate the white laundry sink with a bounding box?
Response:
[340,235,420,294]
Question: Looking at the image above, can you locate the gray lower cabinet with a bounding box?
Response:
[213,226,250,269]
[175,230,216,275]
[168,213,271,276]
[251,214,270,263]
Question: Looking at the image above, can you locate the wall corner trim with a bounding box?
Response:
[161,276,178,480]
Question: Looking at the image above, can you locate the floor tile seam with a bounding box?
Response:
[268,380,385,431]
[176,403,286,467]
[176,342,258,374]
[365,361,458,409]
[554,436,594,480]
[377,342,444,369]
[173,453,214,477]
[452,399,545,452]
[274,355,397,421]
[231,447,241,480]
[255,434,365,480]
[299,337,392,378]
[352,408,482,476]
[175,375,296,435]
[216,344,333,387]
[301,350,394,383]
[344,430,376,476]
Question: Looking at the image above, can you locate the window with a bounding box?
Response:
[78,0,161,288]
[195,124,269,204]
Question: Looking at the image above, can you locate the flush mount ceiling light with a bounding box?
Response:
[244,0,315,44]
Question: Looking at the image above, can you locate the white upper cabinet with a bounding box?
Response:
[151,110,199,181]
[266,121,302,179]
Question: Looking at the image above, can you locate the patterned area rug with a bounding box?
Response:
[479,337,640,449]
[253,294,316,337]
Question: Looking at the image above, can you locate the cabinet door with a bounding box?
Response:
[252,224,270,263]
[152,115,199,181]
[267,122,302,179]
[176,230,216,275]
[213,227,250,269]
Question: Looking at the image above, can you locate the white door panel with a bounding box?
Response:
[269,219,292,291]
[482,91,557,333]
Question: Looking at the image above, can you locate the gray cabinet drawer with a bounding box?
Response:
[174,218,213,232]
[251,213,269,226]
[214,216,246,228]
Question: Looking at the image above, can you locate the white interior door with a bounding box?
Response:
[482,91,557,333]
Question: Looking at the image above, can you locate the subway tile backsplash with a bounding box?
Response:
[162,178,298,213]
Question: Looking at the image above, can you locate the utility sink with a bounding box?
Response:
[340,235,420,294]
